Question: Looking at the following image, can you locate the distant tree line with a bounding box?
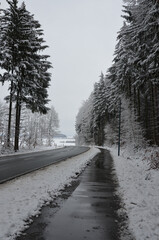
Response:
[0,101,59,151]
[76,0,159,147]
[0,0,52,151]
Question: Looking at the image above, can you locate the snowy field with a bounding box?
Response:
[109,146,159,240]
[0,147,100,240]
[0,145,62,157]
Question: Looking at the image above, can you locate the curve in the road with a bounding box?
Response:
[0,146,89,184]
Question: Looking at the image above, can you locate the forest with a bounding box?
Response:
[0,102,59,151]
[76,0,159,153]
[0,0,58,152]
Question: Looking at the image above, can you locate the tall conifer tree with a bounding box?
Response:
[0,0,52,151]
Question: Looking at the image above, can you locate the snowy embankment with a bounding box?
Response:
[0,147,100,240]
[109,146,159,240]
[0,145,60,157]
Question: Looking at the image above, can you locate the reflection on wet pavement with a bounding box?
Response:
[17,149,121,240]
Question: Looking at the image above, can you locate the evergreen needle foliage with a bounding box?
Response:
[76,0,159,150]
[0,0,52,151]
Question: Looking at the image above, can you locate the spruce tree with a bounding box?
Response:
[92,73,108,145]
[0,0,52,151]
[0,0,19,147]
[75,94,94,145]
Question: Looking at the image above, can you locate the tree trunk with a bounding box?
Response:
[7,80,13,147]
[151,83,157,145]
[128,78,132,98]
[137,89,141,120]
[144,95,149,140]
[14,89,21,152]
[155,86,159,145]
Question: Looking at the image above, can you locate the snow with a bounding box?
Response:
[109,146,159,240]
[0,147,100,240]
[0,145,61,158]
[53,137,76,147]
[1,143,158,240]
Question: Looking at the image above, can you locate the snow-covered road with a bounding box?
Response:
[0,147,100,240]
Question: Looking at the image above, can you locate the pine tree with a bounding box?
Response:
[76,0,159,148]
[75,94,94,145]
[122,0,159,145]
[135,0,159,145]
[0,0,19,147]
[92,73,108,145]
[0,0,52,151]
[112,0,159,145]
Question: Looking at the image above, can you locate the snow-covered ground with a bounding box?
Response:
[1,144,158,240]
[0,147,100,240]
[109,146,159,240]
[0,145,61,157]
[53,137,76,147]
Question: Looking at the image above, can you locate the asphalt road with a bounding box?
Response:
[0,146,89,184]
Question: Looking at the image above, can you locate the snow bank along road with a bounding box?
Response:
[0,147,100,240]
[0,146,89,184]
[17,149,122,240]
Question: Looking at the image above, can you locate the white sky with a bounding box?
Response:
[0,0,123,136]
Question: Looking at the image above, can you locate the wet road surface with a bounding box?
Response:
[0,146,89,184]
[17,149,121,240]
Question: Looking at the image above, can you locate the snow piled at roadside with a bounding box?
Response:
[109,146,159,240]
[0,145,61,157]
[0,147,100,240]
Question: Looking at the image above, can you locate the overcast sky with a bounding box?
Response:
[0,0,123,136]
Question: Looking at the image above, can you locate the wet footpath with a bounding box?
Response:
[17,149,122,240]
